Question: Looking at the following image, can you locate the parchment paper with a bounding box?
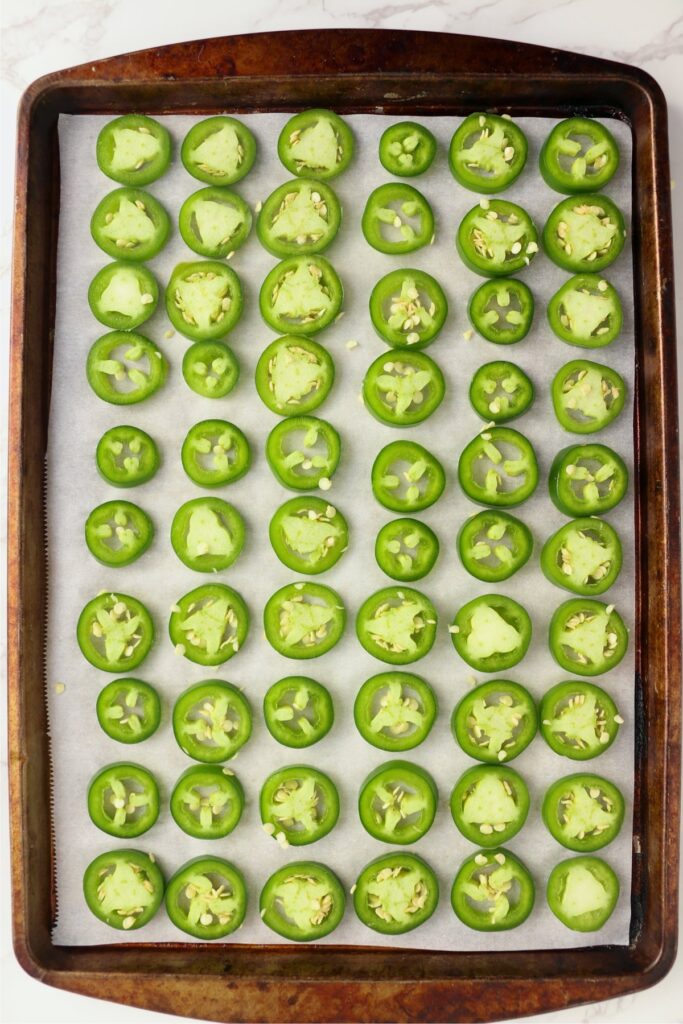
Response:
[48,113,635,949]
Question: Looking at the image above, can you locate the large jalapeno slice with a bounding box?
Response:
[458,426,539,508]
[542,773,625,852]
[88,262,159,330]
[178,186,252,259]
[548,275,623,348]
[362,183,434,255]
[278,109,354,180]
[260,861,346,941]
[263,582,345,660]
[369,269,448,350]
[165,857,247,939]
[468,278,534,344]
[354,671,437,752]
[549,599,628,676]
[172,680,252,762]
[451,679,537,764]
[359,760,437,845]
[363,350,445,427]
[266,415,340,491]
[375,518,439,583]
[263,676,334,749]
[549,444,628,516]
[450,764,530,846]
[354,853,439,934]
[357,586,437,666]
[551,361,626,435]
[96,678,161,744]
[469,360,534,423]
[540,118,619,194]
[451,848,534,931]
[91,188,170,262]
[170,497,245,572]
[83,849,164,931]
[166,260,243,342]
[181,116,256,186]
[260,765,339,847]
[379,121,436,177]
[181,419,251,488]
[85,500,153,567]
[269,496,348,574]
[87,762,159,838]
[372,440,445,513]
[540,680,623,760]
[169,584,249,666]
[86,332,167,405]
[449,113,528,193]
[543,194,626,273]
[547,856,619,932]
[182,340,239,399]
[450,594,531,673]
[259,255,343,336]
[457,509,533,583]
[96,425,160,488]
[96,114,171,186]
[170,765,244,839]
[457,199,538,277]
[257,179,341,257]
[255,335,334,416]
[541,517,622,596]
[77,592,154,673]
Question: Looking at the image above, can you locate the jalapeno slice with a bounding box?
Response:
[263,582,345,660]
[469,361,534,423]
[88,262,159,330]
[83,849,164,931]
[259,255,343,336]
[96,114,171,186]
[452,680,537,764]
[357,587,437,666]
[178,186,252,259]
[87,762,159,838]
[266,415,340,491]
[278,109,354,181]
[362,183,434,255]
[269,496,348,575]
[450,765,530,847]
[172,680,252,762]
[542,774,625,852]
[543,195,626,273]
[548,275,623,349]
[170,497,245,573]
[166,260,243,342]
[540,680,622,760]
[549,599,628,677]
[552,361,626,435]
[363,351,445,427]
[547,855,619,932]
[260,861,346,941]
[170,765,245,839]
[354,671,437,752]
[165,857,247,939]
[85,500,153,567]
[468,278,534,344]
[375,518,439,583]
[457,200,538,278]
[263,676,334,748]
[96,425,160,488]
[451,848,534,931]
[169,585,249,666]
[182,340,240,399]
[358,760,438,845]
[449,113,528,194]
[354,852,439,934]
[96,678,161,744]
[181,419,251,488]
[181,116,256,186]
[255,335,335,416]
[549,444,628,516]
[541,517,622,596]
[257,179,342,257]
[77,592,154,673]
[540,118,620,195]
[260,765,339,846]
[379,121,437,177]
[372,440,445,513]
[369,269,448,351]
[457,509,533,583]
[450,594,532,673]
[458,426,539,508]
[91,188,170,262]
[86,332,167,405]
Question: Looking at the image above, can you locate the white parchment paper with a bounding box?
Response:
[48,113,635,950]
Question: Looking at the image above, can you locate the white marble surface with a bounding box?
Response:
[0,1,681,1022]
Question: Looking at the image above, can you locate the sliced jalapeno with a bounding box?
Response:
[86,332,167,405]
[178,186,252,259]
[96,678,161,744]
[260,765,339,846]
[257,179,341,257]
[170,497,245,572]
[542,774,625,852]
[372,440,445,513]
[259,255,343,336]
[547,855,619,932]
[541,680,622,760]
[543,195,626,273]
[457,509,533,583]
[359,760,438,845]
[354,853,439,934]
[549,599,628,676]
[96,114,171,187]
[172,680,252,762]
[379,121,436,177]
[87,762,159,838]
[552,361,626,434]
[169,585,249,666]
[77,592,154,673]
[266,415,340,491]
[166,260,243,342]
[451,679,537,764]
[356,586,437,666]
[540,118,619,195]
[269,496,348,574]
[263,581,345,660]
[362,183,434,255]
[354,671,437,752]
[88,262,159,330]
[375,518,439,583]
[369,268,448,350]
[452,848,534,931]
[181,419,251,488]
[458,426,539,508]
[450,594,531,673]
[469,361,534,423]
[263,676,334,748]
[165,857,247,939]
[468,278,534,344]
[278,109,354,180]
[541,517,622,596]
[260,861,345,941]
[91,188,170,262]
[457,200,538,278]
[255,335,335,416]
[450,765,530,846]
[449,113,528,193]
[83,849,164,931]
[549,444,628,516]
[363,350,445,427]
[181,116,256,186]
[96,425,160,488]
[182,340,239,399]
[170,765,244,839]
[548,275,623,348]
[85,500,153,567]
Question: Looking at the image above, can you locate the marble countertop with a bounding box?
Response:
[1,1,681,1022]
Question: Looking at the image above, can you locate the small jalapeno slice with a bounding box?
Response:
[263,676,334,748]
[457,509,533,583]
[91,188,170,262]
[457,200,538,278]
[181,419,251,488]
[260,765,339,846]
[259,255,343,336]
[269,496,348,575]
[96,678,161,744]
[549,599,628,677]
[372,440,445,513]
[172,680,252,762]
[547,855,619,932]
[458,426,539,508]
[362,183,434,255]
[181,116,256,186]
[266,415,340,491]
[449,113,528,193]
[170,765,244,839]
[263,582,345,660]
[178,186,252,259]
[87,762,159,838]
[88,262,159,330]
[171,497,245,572]
[96,425,160,488]
[452,679,537,764]
[85,500,153,567]
[257,178,342,257]
[182,340,239,399]
[359,760,438,845]
[255,335,334,416]
[542,677,624,758]
[379,121,436,177]
[540,118,620,195]
[278,109,354,181]
[363,350,445,427]
[552,361,626,434]
[169,585,249,666]
[549,444,628,516]
[260,861,346,941]
[83,849,164,931]
[450,765,530,847]
[86,332,167,405]
[165,857,247,939]
[450,594,531,673]
[166,260,243,342]
[452,848,534,931]
[541,517,622,596]
[548,275,623,348]
[543,194,626,273]
[375,518,439,583]
[353,671,437,752]
[357,586,437,666]
[354,852,439,934]
[77,592,154,674]
[369,268,448,350]
[468,278,534,344]
[469,360,534,423]
[542,773,625,852]
[96,114,172,186]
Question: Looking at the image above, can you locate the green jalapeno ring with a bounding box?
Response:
[457,199,538,278]
[165,856,248,939]
[469,361,534,424]
[358,759,438,845]
[178,186,252,259]
[166,260,243,342]
[551,361,626,435]
[170,765,245,839]
[269,496,349,575]
[260,765,340,846]
[549,444,629,516]
[468,278,534,344]
[77,592,154,674]
[449,113,528,194]
[91,187,170,262]
[540,680,623,761]
[363,350,445,427]
[169,585,249,667]
[181,116,257,186]
[172,680,252,763]
[450,764,530,847]
[181,419,251,488]
[266,415,341,492]
[257,178,342,257]
[182,340,240,399]
[88,262,159,331]
[83,849,164,931]
[96,425,160,488]
[87,762,160,839]
[450,594,532,673]
[263,581,346,660]
[458,425,539,508]
[375,517,439,583]
[354,671,437,752]
[263,676,334,749]
[369,268,448,351]
[541,517,622,596]
[170,497,245,573]
[540,117,620,195]
[278,109,354,181]
[356,586,438,666]
[371,440,446,513]
[85,500,153,567]
[96,678,161,744]
[549,599,628,677]
[451,679,538,764]
[354,852,439,934]
[260,861,346,941]
[546,855,619,932]
[451,848,535,931]
[86,332,167,406]
[379,121,437,178]
[255,335,335,416]
[457,509,533,583]
[548,275,623,348]
[362,182,435,255]
[96,114,172,187]
[543,194,626,274]
[542,773,625,852]
[259,255,344,336]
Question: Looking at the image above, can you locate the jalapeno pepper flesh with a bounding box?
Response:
[260,255,343,336]
[96,114,172,187]
[172,680,252,762]
[357,586,438,666]
[359,760,438,845]
[450,594,532,673]
[379,121,437,177]
[166,261,243,342]
[449,113,528,193]
[96,678,161,744]
[96,425,160,488]
[541,517,622,596]
[375,518,439,582]
[181,419,251,488]
[182,340,240,399]
[258,179,342,257]
[369,269,448,350]
[469,361,534,423]
[88,262,159,330]
[77,592,154,674]
[468,278,534,344]
[85,500,153,568]
[452,848,534,931]
[91,188,170,262]
[179,186,252,259]
[263,676,334,748]
[451,679,538,764]
[363,350,445,427]
[354,852,439,934]
[552,361,626,434]
[547,855,619,931]
[540,118,620,195]
[278,109,354,181]
[165,857,248,939]
[170,765,245,839]
[450,764,530,847]
[549,599,628,677]
[549,444,628,516]
[255,335,335,416]
[372,440,445,513]
[269,496,348,575]
[263,582,345,660]
[181,116,257,186]
[458,426,539,508]
[457,200,538,278]
[260,861,346,941]
[170,497,245,573]
[87,762,159,838]
[266,415,341,491]
[540,680,623,760]
[260,765,339,846]
[543,195,626,273]
[548,275,623,348]
[354,671,437,752]
[457,509,533,583]
[169,585,249,666]
[86,332,167,405]
[83,849,164,931]
[362,183,434,255]
[542,773,625,852]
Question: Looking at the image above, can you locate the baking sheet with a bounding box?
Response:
[47,113,635,949]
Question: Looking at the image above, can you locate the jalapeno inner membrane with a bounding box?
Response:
[457,200,538,277]
[541,518,622,596]
[171,497,245,572]
[452,680,537,764]
[362,183,434,254]
[260,766,339,846]
[170,765,244,838]
[270,497,348,574]
[181,116,256,186]
[552,361,625,434]
[179,187,252,258]
[357,587,437,665]
[457,509,533,583]
[548,275,622,347]
[84,850,164,931]
[354,672,437,751]
[541,680,622,759]
[260,256,343,335]
[543,774,625,851]
[91,188,170,262]
[167,261,243,341]
[543,195,625,272]
[87,763,159,838]
[451,765,530,846]
[96,426,159,488]
[547,855,619,932]
[549,599,628,676]
[359,761,437,844]
[263,677,334,748]
[88,262,158,330]
[86,332,167,405]
[96,115,171,187]
[452,849,534,931]
[278,109,354,180]
[255,335,334,416]
[369,269,447,350]
[264,582,345,659]
[468,278,534,344]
